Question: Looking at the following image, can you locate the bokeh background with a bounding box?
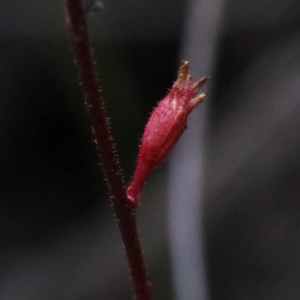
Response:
[0,0,300,299]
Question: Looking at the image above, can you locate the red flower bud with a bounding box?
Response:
[127,61,208,207]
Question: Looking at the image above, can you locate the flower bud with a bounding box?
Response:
[127,61,208,206]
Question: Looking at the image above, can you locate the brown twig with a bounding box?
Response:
[65,1,152,299]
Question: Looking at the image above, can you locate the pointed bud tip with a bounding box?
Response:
[188,93,206,110]
[181,60,189,71]
[174,61,191,88]
[197,92,206,102]
[193,76,209,91]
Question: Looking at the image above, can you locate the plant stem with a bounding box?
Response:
[65,1,152,299]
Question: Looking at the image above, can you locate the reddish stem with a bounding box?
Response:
[65,1,152,299]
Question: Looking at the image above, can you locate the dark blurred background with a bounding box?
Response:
[0,0,300,299]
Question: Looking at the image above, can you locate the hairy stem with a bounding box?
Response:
[65,1,152,299]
